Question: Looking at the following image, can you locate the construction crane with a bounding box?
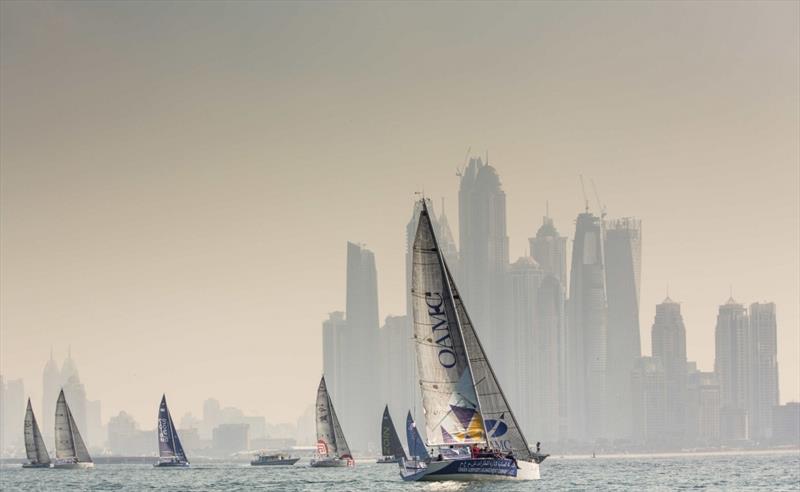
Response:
[591,179,607,219]
[579,174,589,213]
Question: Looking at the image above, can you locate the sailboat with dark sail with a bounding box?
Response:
[23,398,51,468]
[53,389,94,469]
[400,198,543,481]
[310,376,354,468]
[155,394,189,467]
[376,405,407,464]
[405,411,429,462]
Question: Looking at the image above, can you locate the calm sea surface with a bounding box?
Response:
[1,451,798,491]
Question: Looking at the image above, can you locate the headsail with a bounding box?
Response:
[445,262,533,460]
[24,399,50,465]
[381,405,407,460]
[158,395,188,463]
[55,389,92,463]
[411,202,486,447]
[329,392,351,458]
[405,411,429,460]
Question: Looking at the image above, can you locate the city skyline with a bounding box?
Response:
[1,1,798,431]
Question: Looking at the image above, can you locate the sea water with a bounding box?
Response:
[0,451,797,491]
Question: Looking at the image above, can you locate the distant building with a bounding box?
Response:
[107,411,154,456]
[748,302,779,440]
[379,314,414,442]
[212,423,249,455]
[529,214,568,439]
[605,217,642,441]
[772,403,800,445]
[458,157,509,363]
[686,364,720,444]
[0,376,25,453]
[715,297,750,441]
[651,297,687,442]
[567,210,607,441]
[42,351,60,443]
[631,357,666,444]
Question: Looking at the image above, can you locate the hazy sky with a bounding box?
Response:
[1,1,798,428]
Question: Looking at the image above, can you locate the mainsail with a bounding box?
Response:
[54,389,92,463]
[24,398,50,465]
[405,411,429,460]
[158,395,188,463]
[380,405,407,460]
[411,203,485,447]
[315,376,351,458]
[411,199,532,459]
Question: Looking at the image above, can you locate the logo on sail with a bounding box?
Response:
[158,418,169,443]
[316,439,329,455]
[425,292,456,368]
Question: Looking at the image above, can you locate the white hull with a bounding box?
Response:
[401,458,539,481]
[310,457,350,468]
[53,462,94,469]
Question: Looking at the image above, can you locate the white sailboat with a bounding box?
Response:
[310,376,354,468]
[400,198,544,481]
[23,398,51,468]
[53,389,94,469]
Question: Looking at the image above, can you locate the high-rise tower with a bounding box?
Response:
[604,217,642,440]
[748,302,779,440]
[567,211,607,441]
[651,296,687,442]
[458,157,509,361]
[42,349,60,442]
[715,297,750,441]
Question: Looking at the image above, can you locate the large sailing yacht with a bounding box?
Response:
[155,394,189,467]
[53,389,94,469]
[400,198,544,481]
[309,376,354,468]
[23,398,51,468]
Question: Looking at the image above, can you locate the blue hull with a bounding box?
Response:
[154,462,189,468]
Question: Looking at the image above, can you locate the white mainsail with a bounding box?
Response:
[411,202,486,447]
[24,399,50,464]
[315,376,351,458]
[54,390,92,463]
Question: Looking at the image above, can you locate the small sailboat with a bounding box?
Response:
[309,376,354,468]
[400,199,542,481]
[376,405,407,464]
[53,389,94,469]
[23,398,51,468]
[155,394,189,467]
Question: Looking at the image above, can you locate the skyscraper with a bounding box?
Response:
[651,296,687,442]
[529,214,568,439]
[42,350,60,442]
[567,211,607,441]
[0,376,25,451]
[715,297,750,441]
[748,302,779,440]
[686,363,721,444]
[458,157,509,360]
[630,356,666,444]
[604,217,642,440]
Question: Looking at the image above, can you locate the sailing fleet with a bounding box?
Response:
[19,198,546,482]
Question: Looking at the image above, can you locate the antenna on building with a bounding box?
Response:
[579,175,589,213]
[485,150,489,165]
[457,147,471,177]
[591,179,607,219]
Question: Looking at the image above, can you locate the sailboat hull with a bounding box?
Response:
[22,463,51,468]
[53,461,94,469]
[400,458,539,481]
[376,456,401,464]
[309,458,350,468]
[154,461,190,468]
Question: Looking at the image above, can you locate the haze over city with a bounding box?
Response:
[1,0,798,439]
